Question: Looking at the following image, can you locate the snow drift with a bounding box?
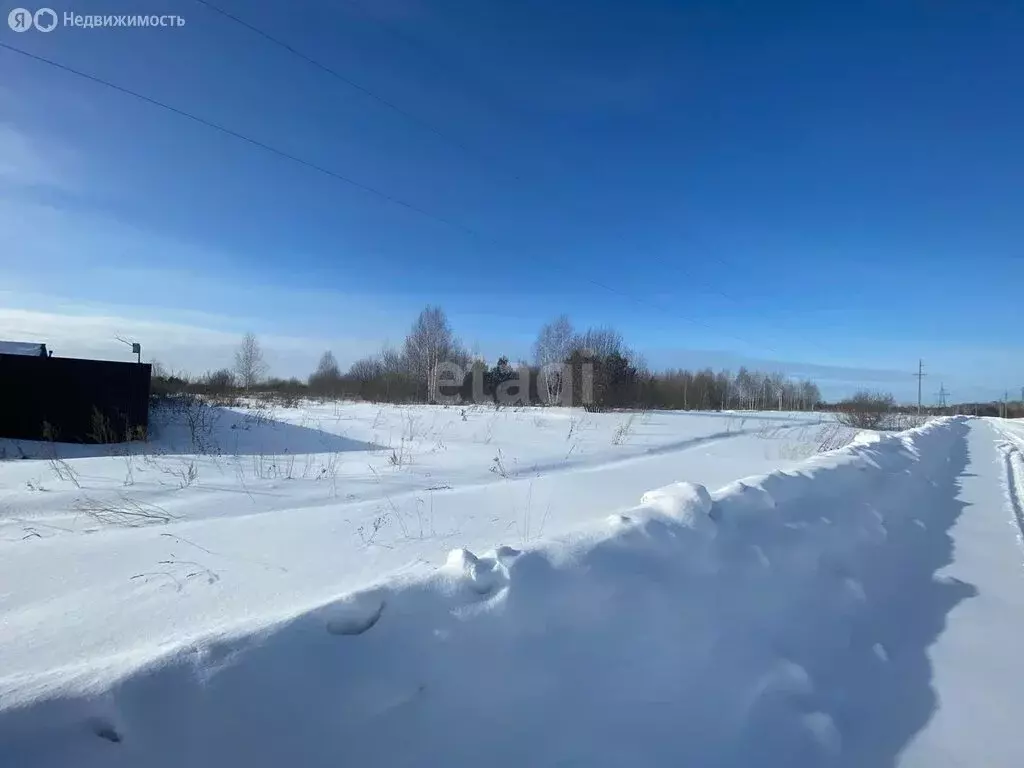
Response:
[0,418,973,767]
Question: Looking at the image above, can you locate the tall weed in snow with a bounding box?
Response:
[566,417,579,442]
[160,460,199,489]
[388,440,410,468]
[490,449,511,478]
[509,480,552,545]
[178,395,222,454]
[73,495,177,528]
[357,513,392,548]
[815,423,854,453]
[41,422,81,488]
[612,415,637,445]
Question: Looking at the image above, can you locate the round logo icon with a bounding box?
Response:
[8,7,34,31]
[33,7,57,31]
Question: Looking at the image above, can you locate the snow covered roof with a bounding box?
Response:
[0,340,48,357]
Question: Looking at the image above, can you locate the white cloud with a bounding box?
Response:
[0,307,380,379]
[0,192,402,379]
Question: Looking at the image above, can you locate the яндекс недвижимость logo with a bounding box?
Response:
[8,7,57,31]
[8,7,184,30]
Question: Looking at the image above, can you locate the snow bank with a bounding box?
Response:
[0,418,970,767]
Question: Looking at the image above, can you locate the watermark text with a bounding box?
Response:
[8,7,185,31]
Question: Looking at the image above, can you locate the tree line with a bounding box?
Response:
[153,307,824,412]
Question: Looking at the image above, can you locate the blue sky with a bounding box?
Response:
[1,0,1022,401]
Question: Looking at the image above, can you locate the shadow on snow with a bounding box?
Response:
[823,419,976,768]
[1,406,383,460]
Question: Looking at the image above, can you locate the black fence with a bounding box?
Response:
[0,354,151,443]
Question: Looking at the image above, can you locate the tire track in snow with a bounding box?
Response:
[519,427,757,478]
[1004,449,1024,541]
[992,424,1024,542]
[234,428,761,523]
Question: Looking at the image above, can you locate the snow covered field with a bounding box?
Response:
[1,402,1023,766]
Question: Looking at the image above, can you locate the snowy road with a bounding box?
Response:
[894,419,1024,768]
[993,419,1024,538]
[2,414,1024,767]
[842,418,1024,767]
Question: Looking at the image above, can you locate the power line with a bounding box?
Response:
[0,42,891,370]
[335,0,529,153]
[190,1,805,354]
[195,0,787,336]
[196,0,1011,378]
[0,42,480,238]
[193,0,485,162]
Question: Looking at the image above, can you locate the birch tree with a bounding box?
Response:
[533,315,575,404]
[234,332,267,390]
[402,306,459,402]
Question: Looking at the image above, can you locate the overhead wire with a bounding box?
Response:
[0,42,481,238]
[2,40,780,357]
[192,0,506,172]
[187,3,789,353]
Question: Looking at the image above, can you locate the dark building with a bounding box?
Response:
[0,341,48,357]
[0,341,151,443]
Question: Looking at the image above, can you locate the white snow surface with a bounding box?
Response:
[1,403,1022,767]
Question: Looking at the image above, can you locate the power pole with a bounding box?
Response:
[115,335,141,364]
[936,383,949,411]
[913,359,927,416]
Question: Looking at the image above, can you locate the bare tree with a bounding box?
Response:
[308,350,342,395]
[234,332,267,390]
[800,380,822,410]
[402,306,461,401]
[348,356,383,382]
[533,315,575,405]
[572,326,624,358]
[379,345,405,375]
[836,390,896,429]
[315,350,340,378]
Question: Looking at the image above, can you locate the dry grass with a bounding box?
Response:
[73,495,178,528]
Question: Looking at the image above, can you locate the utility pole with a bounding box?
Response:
[936,383,949,411]
[913,359,927,416]
[115,335,141,364]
